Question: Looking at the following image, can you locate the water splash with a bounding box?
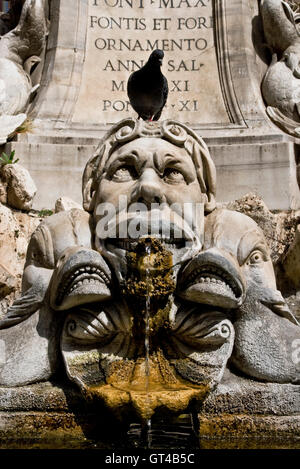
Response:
[127,414,200,449]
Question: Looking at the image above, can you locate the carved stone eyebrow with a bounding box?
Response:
[153,150,177,170]
[105,151,141,177]
[153,151,195,182]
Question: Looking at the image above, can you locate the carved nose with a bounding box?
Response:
[133,169,164,206]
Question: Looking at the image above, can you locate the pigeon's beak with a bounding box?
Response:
[158,59,163,65]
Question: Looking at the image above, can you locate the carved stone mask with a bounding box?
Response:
[82,119,217,285]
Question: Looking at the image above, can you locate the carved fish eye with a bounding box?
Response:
[245,250,265,266]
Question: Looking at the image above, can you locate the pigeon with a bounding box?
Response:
[127,49,168,121]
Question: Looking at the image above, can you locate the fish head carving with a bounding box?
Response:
[177,247,246,309]
[177,209,278,309]
[50,246,112,311]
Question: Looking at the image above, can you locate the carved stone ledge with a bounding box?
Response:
[0,376,299,449]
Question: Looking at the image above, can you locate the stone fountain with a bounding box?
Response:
[0,0,299,449]
[0,118,299,447]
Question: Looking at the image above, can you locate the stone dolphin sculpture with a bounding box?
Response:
[262,44,300,122]
[0,208,107,386]
[177,208,300,383]
[260,1,300,134]
[260,0,300,54]
[0,0,48,141]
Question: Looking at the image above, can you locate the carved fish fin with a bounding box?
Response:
[254,285,299,325]
[261,299,299,326]
[0,288,43,330]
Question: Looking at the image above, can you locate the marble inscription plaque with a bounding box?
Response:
[72,0,230,125]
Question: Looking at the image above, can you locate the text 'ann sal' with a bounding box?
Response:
[103,59,205,72]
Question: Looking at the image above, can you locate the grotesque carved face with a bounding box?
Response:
[93,137,207,283]
[95,137,204,209]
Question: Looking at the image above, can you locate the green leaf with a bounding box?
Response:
[0,150,19,165]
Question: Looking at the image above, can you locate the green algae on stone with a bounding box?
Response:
[124,237,175,298]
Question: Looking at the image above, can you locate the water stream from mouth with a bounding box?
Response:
[144,240,152,448]
[132,238,201,449]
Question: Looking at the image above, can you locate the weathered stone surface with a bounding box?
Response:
[198,415,300,449]
[0,412,89,448]
[0,163,37,211]
[0,0,296,215]
[54,196,82,213]
[6,134,300,211]
[0,264,16,298]
[201,369,300,415]
[223,193,299,263]
[220,196,300,320]
[3,140,97,211]
[0,180,6,205]
[279,223,300,290]
[222,194,300,308]
[0,376,298,449]
[0,0,298,446]
[71,0,229,126]
[0,203,40,280]
[28,0,271,132]
[0,380,83,412]
[285,291,300,320]
[0,209,91,386]
[0,202,41,318]
[197,370,300,447]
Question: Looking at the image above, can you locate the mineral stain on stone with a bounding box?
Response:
[124,237,175,298]
[84,351,210,422]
